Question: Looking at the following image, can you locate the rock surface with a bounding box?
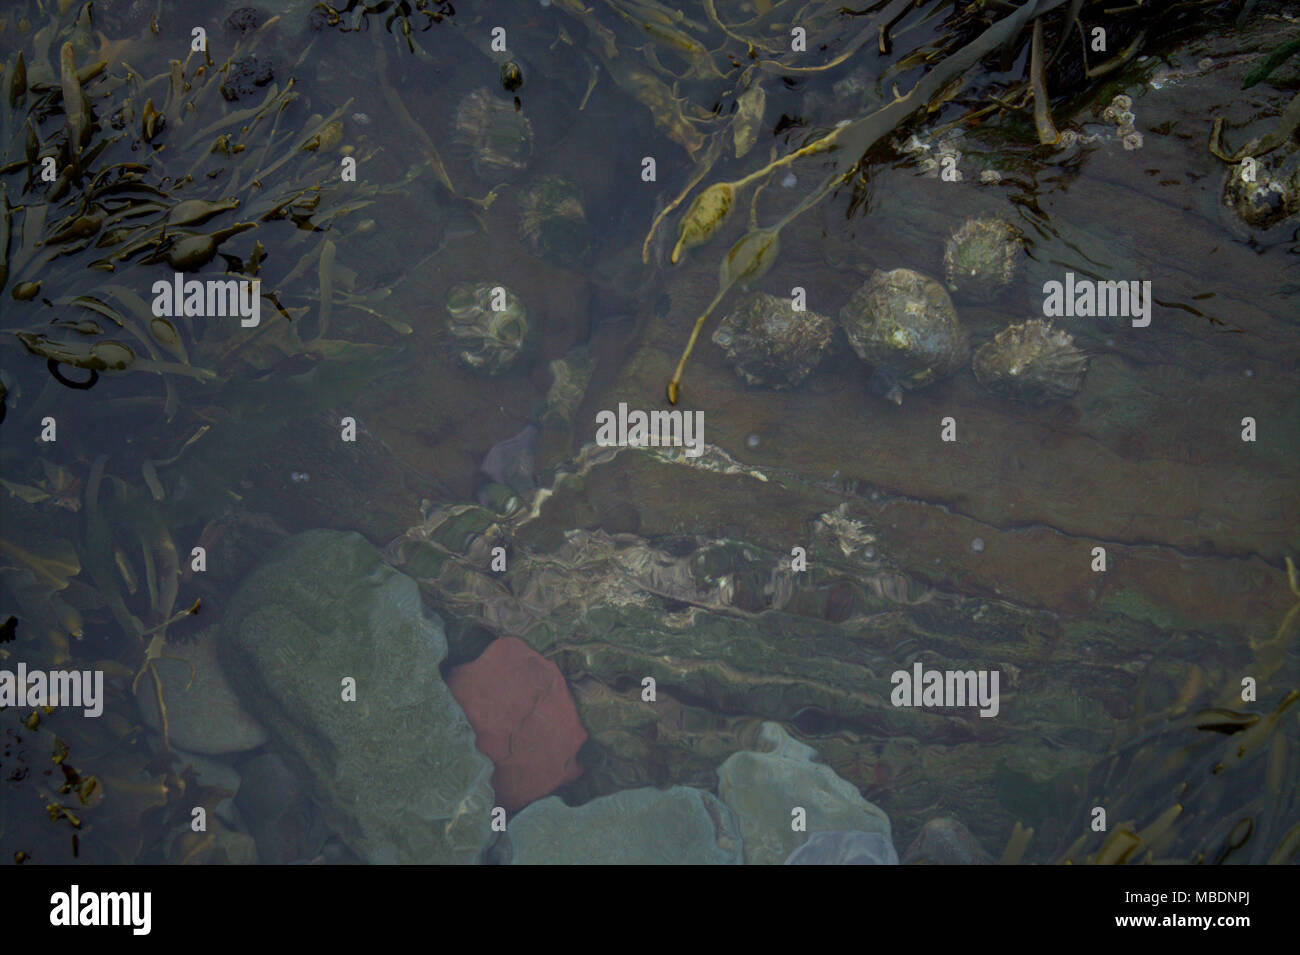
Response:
[507,786,743,864]
[135,625,268,755]
[235,19,1296,865]
[785,830,899,865]
[447,636,587,812]
[901,816,995,864]
[235,752,330,865]
[219,529,494,864]
[386,443,1287,854]
[718,722,892,865]
[479,425,538,496]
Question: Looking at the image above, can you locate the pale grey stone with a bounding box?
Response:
[718,722,892,865]
[509,786,743,865]
[785,830,899,865]
[135,625,268,755]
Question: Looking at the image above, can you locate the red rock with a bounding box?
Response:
[446,636,586,812]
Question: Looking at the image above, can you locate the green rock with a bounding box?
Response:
[508,786,743,864]
[135,625,268,755]
[718,722,892,865]
[219,529,494,864]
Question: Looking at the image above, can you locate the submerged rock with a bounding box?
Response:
[135,625,268,755]
[224,7,264,34]
[785,830,899,865]
[476,481,525,517]
[386,444,1240,855]
[479,424,538,496]
[943,217,1023,302]
[175,819,259,865]
[972,319,1088,404]
[712,291,835,389]
[838,269,968,398]
[219,530,494,864]
[235,752,329,865]
[447,636,587,812]
[718,722,893,865]
[507,786,743,864]
[901,816,994,864]
[219,56,274,102]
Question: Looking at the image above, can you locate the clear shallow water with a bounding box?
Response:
[1,0,1296,865]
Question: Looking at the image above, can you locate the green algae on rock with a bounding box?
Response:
[219,530,494,864]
